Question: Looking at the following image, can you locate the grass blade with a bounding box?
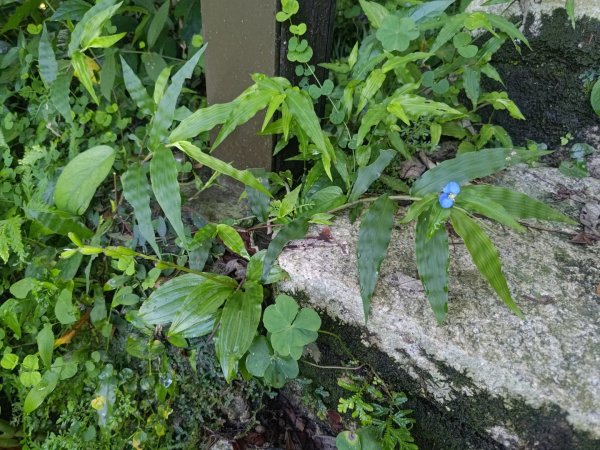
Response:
[173,141,271,196]
[147,1,169,49]
[348,149,395,202]
[450,208,523,318]
[120,56,154,116]
[415,207,449,323]
[121,162,160,256]
[461,185,576,224]
[357,194,396,320]
[149,145,187,244]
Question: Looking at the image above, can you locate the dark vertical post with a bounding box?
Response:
[202,0,278,170]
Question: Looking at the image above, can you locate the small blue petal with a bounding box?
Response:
[442,181,461,195]
[439,193,454,209]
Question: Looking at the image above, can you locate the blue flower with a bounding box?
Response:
[439,181,460,208]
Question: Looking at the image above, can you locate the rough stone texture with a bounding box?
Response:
[277,165,600,449]
[469,0,600,35]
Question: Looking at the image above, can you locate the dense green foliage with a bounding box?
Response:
[0,0,579,448]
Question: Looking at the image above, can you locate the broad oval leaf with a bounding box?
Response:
[54,145,115,215]
[217,224,250,259]
[23,368,61,414]
[138,274,205,324]
[169,280,235,338]
[216,282,263,382]
[450,208,523,318]
[37,324,54,369]
[415,209,449,323]
[357,194,396,320]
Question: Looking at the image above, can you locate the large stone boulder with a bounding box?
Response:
[277,165,600,449]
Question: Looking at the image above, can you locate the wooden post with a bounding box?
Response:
[201,0,336,172]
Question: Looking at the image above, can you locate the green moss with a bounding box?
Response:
[484,9,600,149]
[297,312,600,449]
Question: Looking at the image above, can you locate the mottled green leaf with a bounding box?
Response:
[149,145,187,244]
[38,24,57,86]
[147,1,169,49]
[216,282,263,382]
[261,217,310,281]
[463,66,480,108]
[357,194,396,320]
[54,145,115,215]
[450,208,523,317]
[121,163,160,256]
[348,149,395,202]
[415,208,449,323]
[461,185,576,224]
[173,141,270,196]
[24,207,93,238]
[411,148,533,196]
[120,56,154,116]
[149,46,205,147]
[153,65,172,105]
[456,190,525,232]
[100,49,116,100]
[50,73,73,124]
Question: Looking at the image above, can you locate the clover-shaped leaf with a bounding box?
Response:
[245,336,299,388]
[376,16,419,52]
[263,294,321,359]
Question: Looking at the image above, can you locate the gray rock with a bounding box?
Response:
[277,165,600,448]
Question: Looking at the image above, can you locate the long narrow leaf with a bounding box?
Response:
[169,102,235,142]
[285,89,334,179]
[149,46,206,147]
[415,208,449,323]
[412,148,535,196]
[216,282,263,381]
[71,51,98,104]
[147,1,169,49]
[450,208,523,318]
[217,224,250,259]
[461,185,576,224]
[50,73,73,124]
[456,191,525,232]
[149,145,187,244]
[173,141,271,196]
[38,24,57,86]
[120,56,154,116]
[121,163,160,256]
[357,194,396,320]
[261,217,310,281]
[348,149,395,202]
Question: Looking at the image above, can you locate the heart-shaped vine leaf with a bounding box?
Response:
[263,294,321,359]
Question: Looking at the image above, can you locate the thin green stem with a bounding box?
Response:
[301,360,364,371]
